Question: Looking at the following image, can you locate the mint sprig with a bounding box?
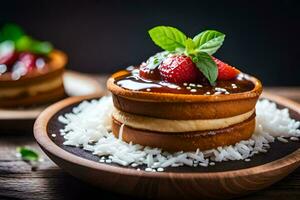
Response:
[148,26,225,85]
[17,146,39,162]
[193,30,225,55]
[0,24,53,55]
[0,24,24,42]
[185,38,196,55]
[16,35,53,55]
[148,26,187,52]
[191,52,218,85]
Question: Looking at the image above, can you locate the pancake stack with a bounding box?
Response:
[0,50,67,107]
[107,71,262,152]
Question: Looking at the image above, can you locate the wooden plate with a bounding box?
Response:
[33,92,300,199]
[0,71,102,132]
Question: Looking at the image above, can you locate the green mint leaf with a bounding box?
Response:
[15,35,32,51]
[17,147,39,162]
[30,40,53,55]
[0,24,53,55]
[0,24,25,43]
[185,38,196,55]
[193,30,225,55]
[15,36,53,55]
[193,52,218,85]
[148,26,187,51]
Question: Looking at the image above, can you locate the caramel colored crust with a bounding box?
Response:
[107,71,262,119]
[0,85,66,107]
[107,70,262,102]
[112,94,258,120]
[112,114,256,152]
[0,50,66,87]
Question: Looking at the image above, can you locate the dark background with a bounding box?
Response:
[1,0,299,86]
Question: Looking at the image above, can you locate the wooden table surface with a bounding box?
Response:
[0,75,299,200]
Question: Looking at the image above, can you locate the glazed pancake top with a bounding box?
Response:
[107,68,262,119]
[108,67,262,106]
[114,68,255,96]
[0,50,66,86]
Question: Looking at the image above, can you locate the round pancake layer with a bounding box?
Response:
[112,114,256,151]
[107,72,262,120]
[0,84,66,107]
[113,107,255,132]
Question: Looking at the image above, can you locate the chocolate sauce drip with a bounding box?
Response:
[115,69,255,95]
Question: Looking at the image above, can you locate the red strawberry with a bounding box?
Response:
[213,57,240,80]
[18,52,36,72]
[158,55,199,84]
[0,52,18,68]
[139,63,161,80]
[0,41,18,70]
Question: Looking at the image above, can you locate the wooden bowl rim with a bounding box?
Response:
[34,92,300,179]
[106,71,263,102]
[0,49,67,83]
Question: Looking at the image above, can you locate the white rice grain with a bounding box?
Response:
[277,137,289,143]
[59,96,300,171]
[290,137,299,141]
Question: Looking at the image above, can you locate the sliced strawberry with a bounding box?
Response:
[0,41,18,70]
[212,57,240,80]
[139,63,161,80]
[158,55,199,84]
[0,52,18,67]
[18,52,36,72]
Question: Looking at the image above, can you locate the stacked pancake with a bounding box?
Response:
[0,50,67,107]
[107,72,262,152]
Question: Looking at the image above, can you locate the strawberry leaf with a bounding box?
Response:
[193,30,225,55]
[192,52,218,85]
[148,26,187,51]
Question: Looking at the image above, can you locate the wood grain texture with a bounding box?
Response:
[0,75,299,200]
[2,134,300,200]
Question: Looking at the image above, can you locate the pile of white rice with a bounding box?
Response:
[58,96,300,172]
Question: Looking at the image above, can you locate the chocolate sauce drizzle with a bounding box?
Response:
[115,68,255,95]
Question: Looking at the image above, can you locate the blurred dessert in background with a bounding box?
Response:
[0,24,67,107]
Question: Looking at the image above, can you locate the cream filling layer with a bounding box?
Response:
[0,77,63,98]
[113,108,255,132]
